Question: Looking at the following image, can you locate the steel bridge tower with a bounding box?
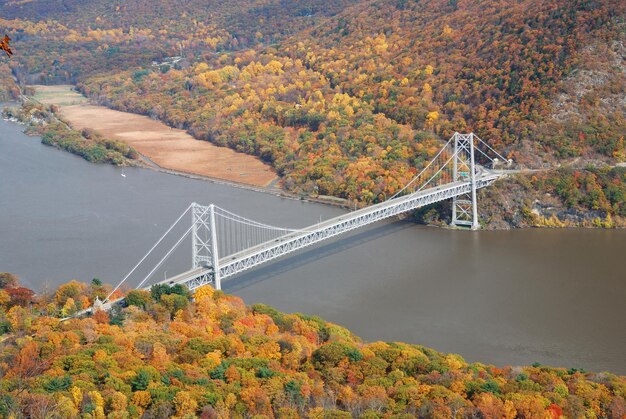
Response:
[191,203,221,289]
[451,132,480,229]
[99,132,510,304]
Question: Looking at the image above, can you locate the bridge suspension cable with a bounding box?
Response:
[104,132,510,301]
[104,203,194,302]
[212,205,305,260]
[134,206,210,291]
[389,135,457,199]
[389,133,509,200]
[214,206,303,232]
[474,134,509,163]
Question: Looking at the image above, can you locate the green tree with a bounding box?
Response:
[125,290,152,309]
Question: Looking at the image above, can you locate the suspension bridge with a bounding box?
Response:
[97,132,512,309]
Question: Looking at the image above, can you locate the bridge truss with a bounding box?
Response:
[105,132,510,300]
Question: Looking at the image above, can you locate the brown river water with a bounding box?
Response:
[1,117,625,374]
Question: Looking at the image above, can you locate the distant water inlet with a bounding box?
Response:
[1,116,625,374]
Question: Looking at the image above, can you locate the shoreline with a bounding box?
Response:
[132,154,356,210]
[9,93,625,229]
[1,108,355,211]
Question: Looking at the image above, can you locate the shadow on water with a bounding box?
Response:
[224,220,413,293]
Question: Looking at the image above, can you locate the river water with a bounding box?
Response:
[1,116,625,374]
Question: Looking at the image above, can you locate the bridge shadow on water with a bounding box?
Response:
[223,220,415,293]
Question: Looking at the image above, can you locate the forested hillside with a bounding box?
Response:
[1,0,625,225]
[0,0,353,82]
[1,273,625,417]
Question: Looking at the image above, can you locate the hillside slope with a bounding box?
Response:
[0,275,625,417]
[285,0,625,163]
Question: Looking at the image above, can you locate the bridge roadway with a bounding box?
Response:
[70,168,504,317]
[165,168,504,291]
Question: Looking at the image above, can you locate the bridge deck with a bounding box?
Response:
[162,267,208,286]
[165,169,503,290]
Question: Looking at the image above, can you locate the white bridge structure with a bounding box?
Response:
[104,133,511,302]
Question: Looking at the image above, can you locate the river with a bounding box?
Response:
[1,116,625,374]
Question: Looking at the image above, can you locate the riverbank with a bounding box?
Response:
[2,102,138,166]
[1,101,357,211]
[30,85,279,188]
[22,86,626,229]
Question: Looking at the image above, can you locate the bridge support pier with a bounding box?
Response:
[451,133,480,229]
[191,203,221,289]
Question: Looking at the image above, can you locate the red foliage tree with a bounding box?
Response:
[6,286,35,307]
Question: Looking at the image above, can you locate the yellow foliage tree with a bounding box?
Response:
[426,111,440,128]
[266,60,284,75]
[70,386,83,409]
[131,390,152,410]
[88,390,105,419]
[173,391,197,417]
[194,62,209,74]
[0,289,9,308]
[56,395,79,417]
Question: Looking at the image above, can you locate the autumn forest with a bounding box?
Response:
[1,273,625,418]
[1,0,626,417]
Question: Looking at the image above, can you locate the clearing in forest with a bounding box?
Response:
[31,85,88,106]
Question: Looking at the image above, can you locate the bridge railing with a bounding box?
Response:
[104,133,511,300]
[170,170,501,291]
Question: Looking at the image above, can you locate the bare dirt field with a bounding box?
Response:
[31,85,278,188]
